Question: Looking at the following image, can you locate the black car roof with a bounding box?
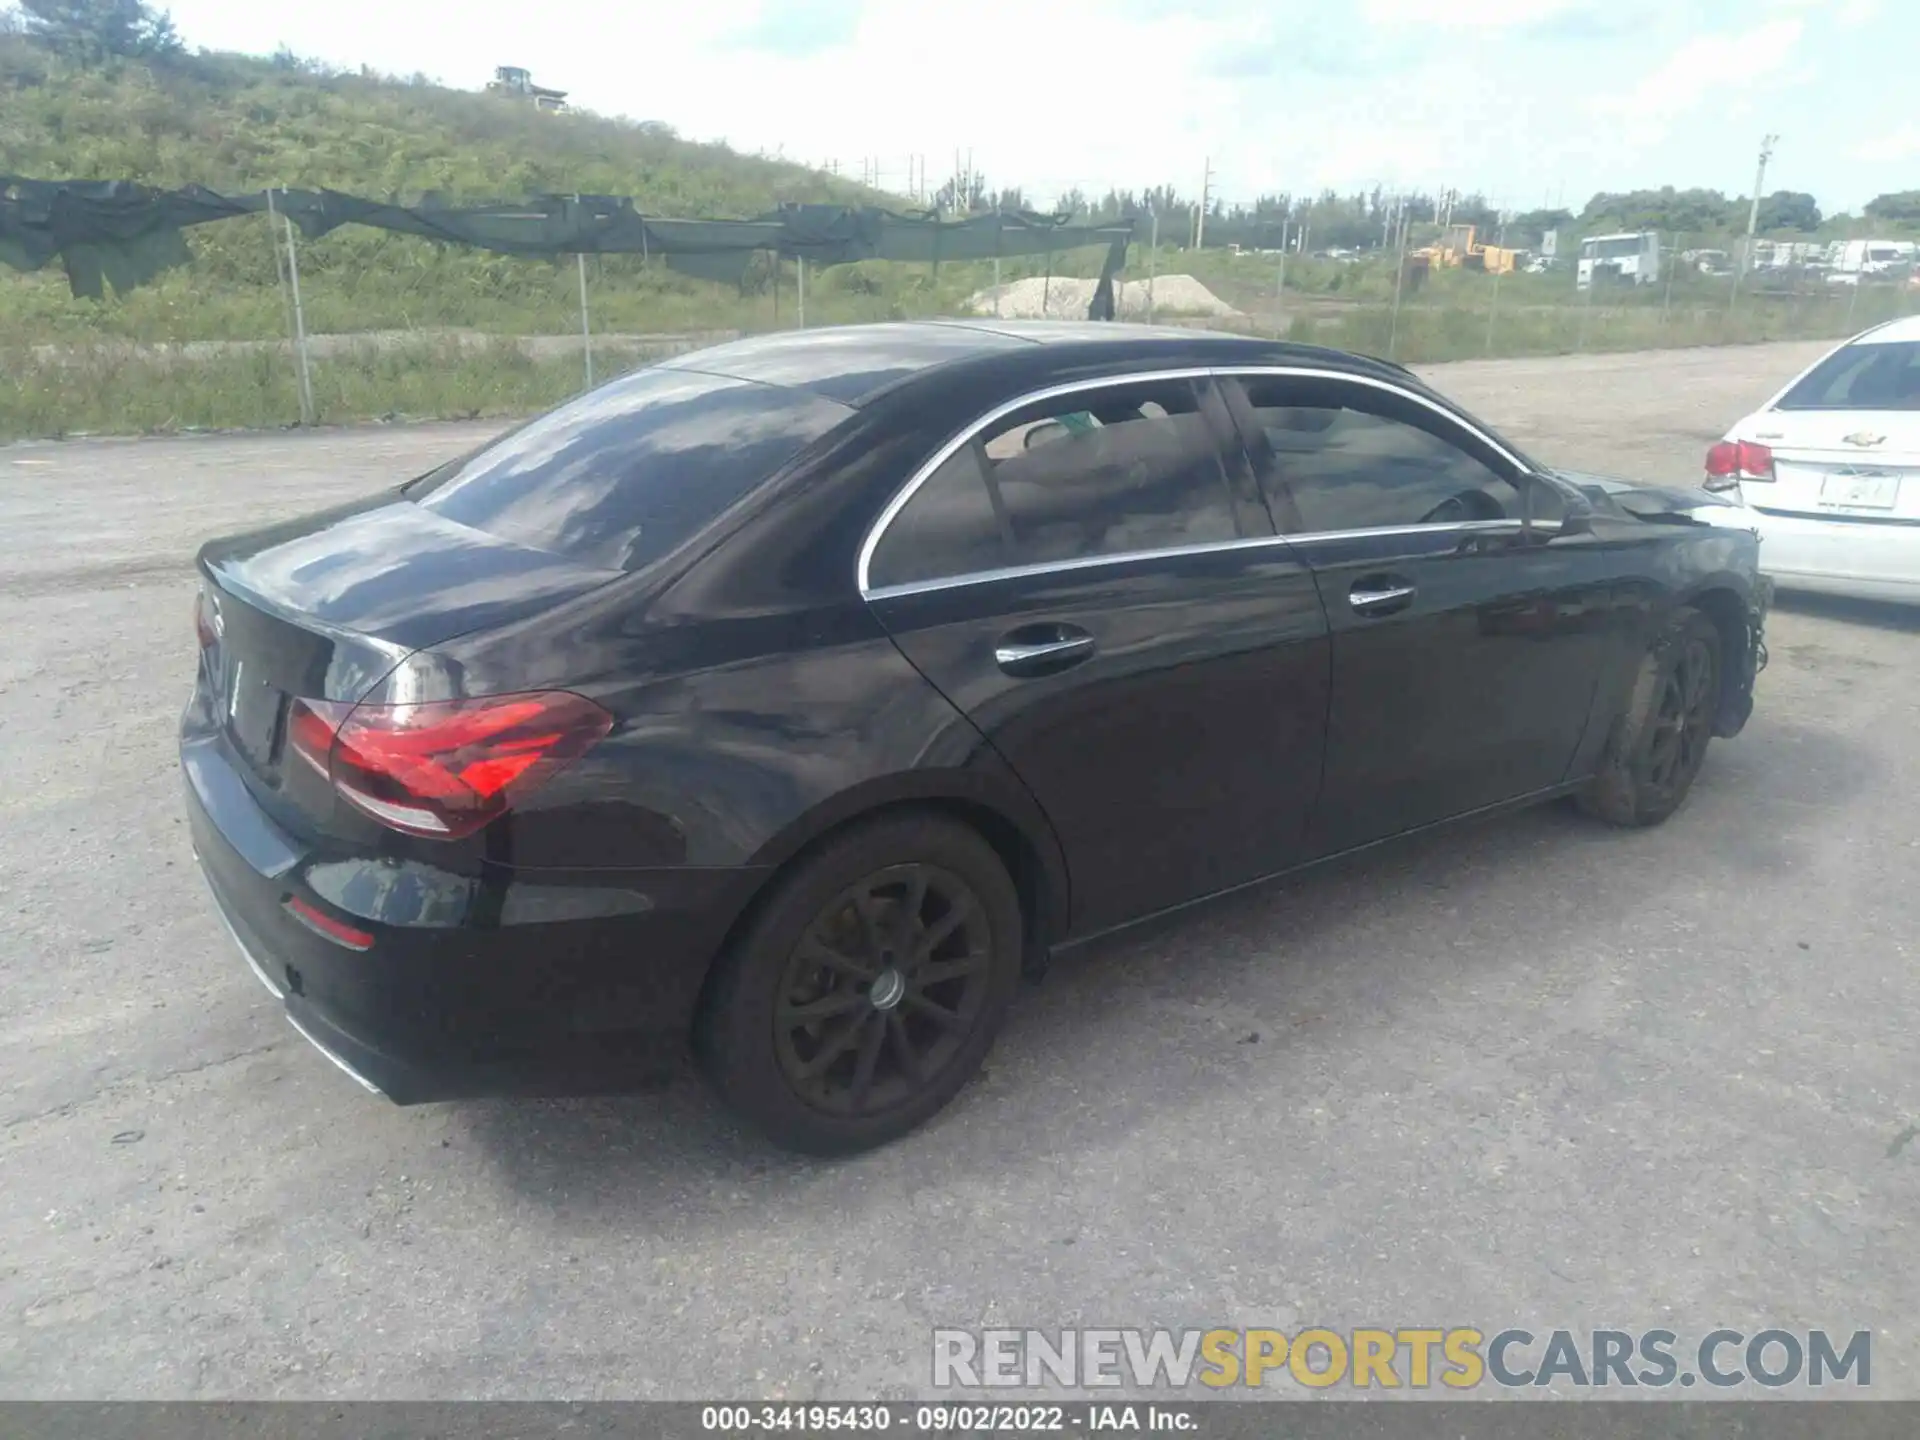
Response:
[658,320,1422,408]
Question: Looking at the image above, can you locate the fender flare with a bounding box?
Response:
[742,764,1072,946]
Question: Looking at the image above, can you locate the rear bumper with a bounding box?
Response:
[1749,506,1920,604]
[183,737,766,1103]
[204,883,386,1094]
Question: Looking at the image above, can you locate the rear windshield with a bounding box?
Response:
[1777,341,1920,412]
[407,368,851,570]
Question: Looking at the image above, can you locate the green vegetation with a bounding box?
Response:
[10,0,180,63]
[3,337,653,437]
[1178,246,1917,362]
[0,22,887,344]
[2,14,1917,441]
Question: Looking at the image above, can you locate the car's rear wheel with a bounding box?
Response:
[694,812,1023,1155]
[1579,607,1722,827]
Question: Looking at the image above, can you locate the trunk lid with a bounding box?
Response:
[1742,411,1920,522]
[194,494,619,801]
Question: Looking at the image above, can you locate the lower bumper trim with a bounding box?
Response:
[201,864,287,1001]
[200,851,384,1097]
[286,1010,386,1096]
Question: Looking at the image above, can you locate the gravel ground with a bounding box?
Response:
[1,339,1915,1400]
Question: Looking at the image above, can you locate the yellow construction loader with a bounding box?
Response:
[1414,225,1521,275]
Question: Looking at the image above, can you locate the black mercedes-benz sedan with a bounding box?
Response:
[183,320,1770,1153]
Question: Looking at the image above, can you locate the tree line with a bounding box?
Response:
[1027,185,1920,251]
[9,0,1918,248]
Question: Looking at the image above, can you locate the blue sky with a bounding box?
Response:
[160,0,1915,215]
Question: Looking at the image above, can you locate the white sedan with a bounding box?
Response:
[1706,316,1920,603]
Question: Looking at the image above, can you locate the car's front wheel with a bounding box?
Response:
[1579,606,1722,827]
[694,812,1024,1155]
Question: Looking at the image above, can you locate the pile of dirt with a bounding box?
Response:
[964,273,1242,320]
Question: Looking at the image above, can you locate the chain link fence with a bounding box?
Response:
[5,213,1917,437]
[1122,227,1918,366]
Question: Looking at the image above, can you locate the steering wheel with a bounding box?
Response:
[1417,489,1507,525]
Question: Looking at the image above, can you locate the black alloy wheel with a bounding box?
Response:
[1579,606,1723,827]
[773,864,994,1118]
[695,812,1024,1155]
[1638,628,1718,804]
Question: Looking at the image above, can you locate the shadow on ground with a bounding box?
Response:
[451,711,1872,1222]
[1770,589,1920,634]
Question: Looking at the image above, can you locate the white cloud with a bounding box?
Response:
[156,0,1914,216]
[1854,123,1920,163]
[1766,0,1877,15]
[1358,0,1578,26]
[1589,19,1802,146]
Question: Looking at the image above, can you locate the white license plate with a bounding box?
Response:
[1819,472,1900,509]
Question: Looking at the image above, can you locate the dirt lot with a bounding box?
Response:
[2,339,1916,1399]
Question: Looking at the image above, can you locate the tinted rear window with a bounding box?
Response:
[408,369,851,569]
[1777,341,1920,411]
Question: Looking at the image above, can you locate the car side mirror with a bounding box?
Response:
[1550,510,1595,538]
[1518,472,1593,538]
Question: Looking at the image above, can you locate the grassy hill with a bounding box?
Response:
[0,34,1089,434]
[2,31,1911,439]
[0,34,916,344]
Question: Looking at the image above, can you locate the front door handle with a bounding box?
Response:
[1349,577,1416,616]
[995,627,1096,677]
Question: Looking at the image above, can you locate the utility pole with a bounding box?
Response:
[1147,205,1159,323]
[1731,133,1779,315]
[1274,218,1289,336]
[1195,157,1212,250]
[1740,134,1779,277]
[1486,211,1511,355]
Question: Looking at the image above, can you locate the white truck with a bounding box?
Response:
[1827,238,1917,285]
[1577,231,1661,289]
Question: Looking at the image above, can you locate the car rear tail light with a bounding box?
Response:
[288,691,613,839]
[1704,439,1774,491]
[194,586,220,650]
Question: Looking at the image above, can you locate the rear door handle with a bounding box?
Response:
[994,627,1096,677]
[1349,577,1416,616]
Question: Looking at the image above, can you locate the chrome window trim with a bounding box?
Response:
[866,532,1296,603]
[864,521,1527,602]
[855,364,1532,597]
[1217,365,1531,473]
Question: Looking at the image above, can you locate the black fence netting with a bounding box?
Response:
[0,177,1134,314]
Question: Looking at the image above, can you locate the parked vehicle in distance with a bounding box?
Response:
[1578,231,1661,288]
[183,322,1771,1153]
[1705,316,1920,603]
[1826,238,1917,285]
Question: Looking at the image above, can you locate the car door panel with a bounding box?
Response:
[871,551,1328,933]
[1219,372,1622,854]
[1286,523,1621,852]
[863,374,1331,937]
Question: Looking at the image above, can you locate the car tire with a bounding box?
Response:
[1578,607,1722,828]
[694,811,1024,1156]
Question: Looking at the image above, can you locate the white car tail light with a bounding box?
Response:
[1705,440,1774,492]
